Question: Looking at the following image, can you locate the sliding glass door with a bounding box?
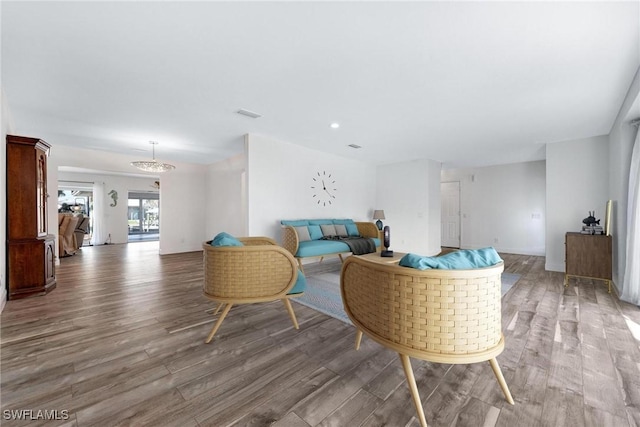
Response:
[128,192,159,242]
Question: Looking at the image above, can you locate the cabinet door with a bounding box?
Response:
[36,148,48,237]
[565,233,612,280]
[44,237,56,286]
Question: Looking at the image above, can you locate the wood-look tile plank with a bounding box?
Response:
[232,367,338,427]
[539,387,585,427]
[292,347,396,426]
[271,412,311,427]
[316,389,382,427]
[195,350,321,426]
[451,397,500,427]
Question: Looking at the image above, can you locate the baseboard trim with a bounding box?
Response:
[545,262,565,273]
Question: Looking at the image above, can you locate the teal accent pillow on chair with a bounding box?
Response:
[399,247,502,270]
[211,232,244,247]
[288,270,307,294]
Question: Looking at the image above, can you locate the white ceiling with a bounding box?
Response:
[2,1,639,169]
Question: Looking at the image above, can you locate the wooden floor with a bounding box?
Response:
[2,242,639,426]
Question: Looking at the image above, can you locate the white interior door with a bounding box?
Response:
[441,181,460,248]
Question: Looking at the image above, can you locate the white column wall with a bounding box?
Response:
[377,158,442,256]
[205,153,247,240]
[545,136,609,272]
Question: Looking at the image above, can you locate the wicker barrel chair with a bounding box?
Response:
[340,256,514,427]
[202,236,304,343]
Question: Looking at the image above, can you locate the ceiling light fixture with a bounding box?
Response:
[348,144,362,149]
[131,141,176,173]
[237,109,262,119]
[330,123,340,129]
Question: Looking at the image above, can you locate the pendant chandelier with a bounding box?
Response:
[131,141,175,173]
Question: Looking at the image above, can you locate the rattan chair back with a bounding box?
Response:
[201,236,303,343]
[203,237,298,303]
[341,256,505,363]
[340,255,514,426]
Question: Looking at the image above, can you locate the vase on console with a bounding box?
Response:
[381,225,394,257]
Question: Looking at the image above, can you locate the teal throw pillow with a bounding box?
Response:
[332,219,355,225]
[345,223,360,236]
[211,232,243,247]
[308,219,334,225]
[399,247,502,270]
[288,269,307,294]
[308,225,323,240]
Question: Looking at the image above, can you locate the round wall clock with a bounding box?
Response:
[311,171,337,206]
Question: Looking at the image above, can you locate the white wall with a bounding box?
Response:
[608,65,640,294]
[378,159,442,256]
[1,88,16,312]
[442,160,546,256]
[159,164,207,254]
[546,136,609,272]
[205,153,247,240]
[245,134,377,240]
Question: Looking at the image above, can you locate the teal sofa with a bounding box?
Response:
[281,219,380,271]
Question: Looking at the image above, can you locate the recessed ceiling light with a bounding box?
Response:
[330,123,340,129]
[348,144,362,149]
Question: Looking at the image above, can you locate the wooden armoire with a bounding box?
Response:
[6,135,56,299]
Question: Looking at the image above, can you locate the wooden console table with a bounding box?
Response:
[565,232,612,293]
[356,251,407,265]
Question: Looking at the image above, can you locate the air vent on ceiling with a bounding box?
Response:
[348,144,362,149]
[237,109,262,119]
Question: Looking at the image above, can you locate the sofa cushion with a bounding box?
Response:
[334,224,348,237]
[308,225,323,240]
[399,247,502,270]
[296,240,352,257]
[309,219,334,225]
[296,238,381,257]
[332,219,355,225]
[320,224,337,236]
[295,226,311,242]
[211,232,244,247]
[281,220,310,227]
[288,270,307,294]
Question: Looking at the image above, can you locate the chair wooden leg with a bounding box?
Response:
[338,253,344,263]
[297,258,305,275]
[213,302,223,315]
[282,298,299,329]
[489,358,514,405]
[399,354,428,427]
[205,303,232,343]
[355,329,363,350]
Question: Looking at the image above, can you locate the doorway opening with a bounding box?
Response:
[128,192,159,242]
[58,182,93,248]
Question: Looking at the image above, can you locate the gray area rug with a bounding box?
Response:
[294,266,521,326]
